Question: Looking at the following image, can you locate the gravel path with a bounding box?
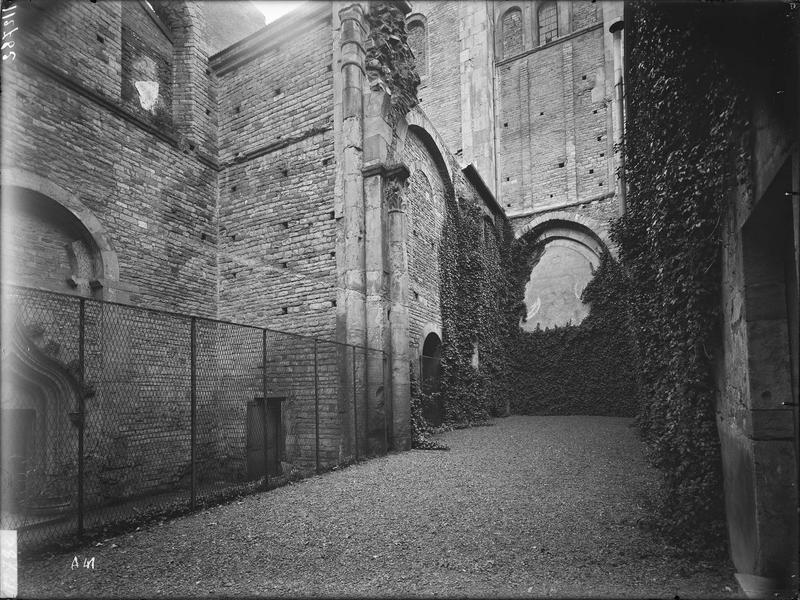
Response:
[20,416,740,598]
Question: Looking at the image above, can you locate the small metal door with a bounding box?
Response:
[246,399,266,480]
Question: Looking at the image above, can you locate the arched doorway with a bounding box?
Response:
[1,319,81,517]
[420,332,443,426]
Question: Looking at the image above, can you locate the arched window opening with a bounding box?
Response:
[406,16,428,77]
[502,7,524,58]
[572,0,599,31]
[538,2,558,46]
[521,236,600,331]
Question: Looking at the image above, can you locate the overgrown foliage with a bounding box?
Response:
[503,246,640,416]
[438,196,511,424]
[410,376,449,451]
[435,186,639,425]
[365,2,420,126]
[611,2,751,551]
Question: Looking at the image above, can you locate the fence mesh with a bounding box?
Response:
[1,285,388,552]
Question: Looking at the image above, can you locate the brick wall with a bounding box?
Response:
[572,0,600,32]
[1,192,96,297]
[214,16,337,339]
[497,23,610,214]
[121,1,173,128]
[411,1,463,156]
[402,130,446,355]
[4,3,219,317]
[16,0,122,100]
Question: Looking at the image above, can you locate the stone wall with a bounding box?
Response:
[409,1,462,157]
[403,129,446,355]
[496,15,611,216]
[716,83,798,586]
[1,2,348,518]
[214,11,336,338]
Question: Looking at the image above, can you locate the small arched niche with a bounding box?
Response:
[2,186,105,298]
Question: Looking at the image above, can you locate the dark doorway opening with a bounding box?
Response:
[246,397,284,480]
[420,333,443,426]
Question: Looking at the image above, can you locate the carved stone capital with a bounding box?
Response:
[361,162,410,211]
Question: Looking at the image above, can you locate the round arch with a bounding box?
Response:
[395,107,454,194]
[419,328,443,425]
[515,210,614,259]
[515,212,613,330]
[417,322,443,360]
[495,4,526,60]
[2,168,120,287]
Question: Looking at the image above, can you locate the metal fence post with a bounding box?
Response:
[352,345,358,461]
[314,339,320,473]
[268,329,279,490]
[383,352,388,454]
[190,317,197,510]
[77,297,85,538]
[364,346,369,457]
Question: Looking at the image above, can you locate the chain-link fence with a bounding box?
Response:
[1,285,388,552]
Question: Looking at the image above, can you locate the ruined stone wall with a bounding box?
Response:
[3,1,219,316]
[214,13,336,339]
[716,121,798,583]
[403,130,446,355]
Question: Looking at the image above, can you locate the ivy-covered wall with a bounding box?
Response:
[611,1,752,550]
[504,243,639,417]
[430,189,640,427]
[438,196,509,424]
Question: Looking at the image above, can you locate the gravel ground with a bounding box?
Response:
[20,416,741,598]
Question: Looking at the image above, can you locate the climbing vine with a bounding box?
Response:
[611,2,753,551]
[365,2,420,126]
[437,194,512,424]
[434,189,639,425]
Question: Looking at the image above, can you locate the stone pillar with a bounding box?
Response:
[604,2,626,215]
[335,3,368,459]
[345,0,416,453]
[459,1,497,196]
[339,4,368,351]
[388,186,411,450]
[362,68,393,453]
